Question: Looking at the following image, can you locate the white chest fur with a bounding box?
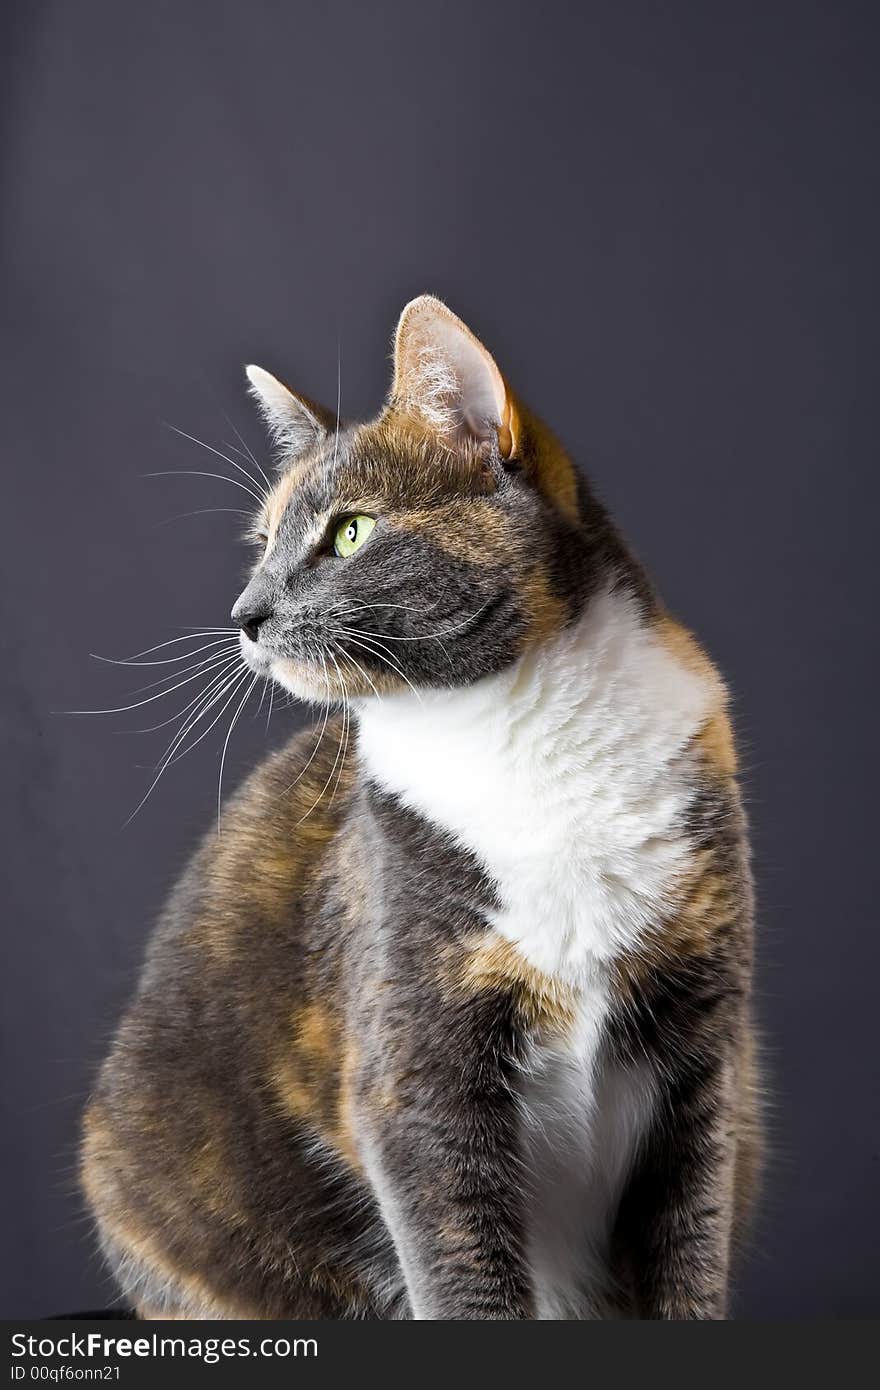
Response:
[357,585,714,1316]
[357,586,712,984]
[521,1017,657,1317]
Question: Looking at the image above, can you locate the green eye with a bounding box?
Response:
[333,514,375,558]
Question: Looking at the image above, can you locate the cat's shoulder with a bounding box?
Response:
[148,716,354,963]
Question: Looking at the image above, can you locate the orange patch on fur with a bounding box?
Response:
[613,843,743,1001]
[519,566,569,644]
[81,1106,260,1320]
[455,934,577,1036]
[517,402,581,525]
[389,499,509,564]
[271,1005,364,1174]
[657,613,737,776]
[265,465,307,546]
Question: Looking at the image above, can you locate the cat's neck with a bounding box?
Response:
[356,583,715,982]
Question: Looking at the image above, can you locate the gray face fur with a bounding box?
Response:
[230,416,609,703]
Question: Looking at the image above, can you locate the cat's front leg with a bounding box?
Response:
[624,1087,736,1317]
[615,984,748,1319]
[354,992,533,1320]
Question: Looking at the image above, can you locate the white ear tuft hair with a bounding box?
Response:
[391,296,514,456]
[245,364,329,457]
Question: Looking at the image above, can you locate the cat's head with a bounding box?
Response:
[233,295,614,702]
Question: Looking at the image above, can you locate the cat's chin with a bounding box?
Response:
[269,656,339,705]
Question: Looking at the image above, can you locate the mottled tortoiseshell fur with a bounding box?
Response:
[82,297,760,1319]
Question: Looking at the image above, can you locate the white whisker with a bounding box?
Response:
[332,641,383,701]
[66,653,247,716]
[91,636,240,669]
[344,599,442,616]
[217,673,259,832]
[122,664,248,826]
[163,666,250,771]
[222,412,273,494]
[142,468,265,505]
[103,630,238,662]
[324,650,351,810]
[255,678,269,719]
[339,622,453,675]
[276,669,332,803]
[163,423,268,502]
[294,658,348,827]
[338,597,490,642]
[331,342,342,474]
[343,634,423,705]
[155,507,251,529]
[120,648,241,698]
[265,680,275,736]
[145,666,246,778]
[122,656,243,734]
[121,644,240,700]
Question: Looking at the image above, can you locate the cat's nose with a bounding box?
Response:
[231,597,273,643]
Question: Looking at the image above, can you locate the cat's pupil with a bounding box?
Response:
[346,521,357,542]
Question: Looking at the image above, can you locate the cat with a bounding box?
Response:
[81,294,760,1319]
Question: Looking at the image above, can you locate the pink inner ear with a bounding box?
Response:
[396,310,508,453]
[430,319,505,442]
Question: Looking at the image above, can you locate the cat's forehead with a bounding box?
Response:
[265,417,493,534]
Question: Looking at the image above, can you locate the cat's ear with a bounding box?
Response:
[245,364,337,459]
[390,296,518,460]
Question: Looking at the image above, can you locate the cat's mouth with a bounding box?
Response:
[237,630,273,674]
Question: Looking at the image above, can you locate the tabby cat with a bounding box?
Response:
[82,295,760,1319]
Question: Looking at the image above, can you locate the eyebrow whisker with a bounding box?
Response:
[141,468,266,506]
[163,422,269,502]
[221,411,273,494]
[154,507,253,529]
[331,342,342,475]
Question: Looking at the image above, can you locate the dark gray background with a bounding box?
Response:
[2,0,877,1319]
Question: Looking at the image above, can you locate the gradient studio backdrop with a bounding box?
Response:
[2,0,878,1319]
